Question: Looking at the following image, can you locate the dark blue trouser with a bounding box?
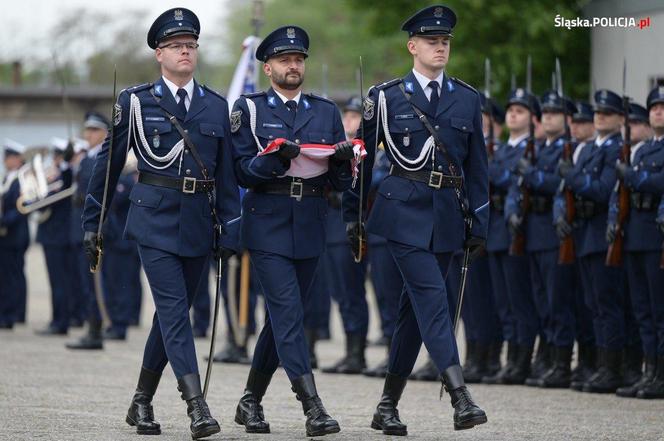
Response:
[304,265,331,335]
[530,250,577,347]
[15,250,27,322]
[386,241,459,377]
[138,245,209,379]
[71,244,95,322]
[369,240,402,339]
[578,252,625,350]
[250,250,319,380]
[192,265,211,333]
[325,243,368,337]
[573,264,596,346]
[461,254,503,344]
[488,251,534,345]
[102,245,141,334]
[43,245,72,330]
[0,249,20,326]
[626,252,664,357]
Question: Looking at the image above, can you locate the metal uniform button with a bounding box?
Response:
[462,126,467,130]
[268,135,273,139]
[184,129,189,133]
[137,199,142,203]
[321,138,326,143]
[435,125,440,130]
[437,165,443,171]
[295,139,300,144]
[185,149,189,154]
[186,169,191,175]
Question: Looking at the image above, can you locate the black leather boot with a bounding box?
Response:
[537,346,572,388]
[486,341,503,376]
[636,356,664,399]
[617,357,656,398]
[65,317,103,350]
[570,344,597,391]
[503,344,533,385]
[482,341,517,384]
[177,373,220,439]
[363,357,389,378]
[370,372,408,436]
[291,373,340,437]
[235,368,272,433]
[462,340,477,377]
[464,342,490,383]
[211,337,250,364]
[525,339,551,386]
[322,333,366,374]
[409,358,440,381]
[442,365,487,431]
[583,349,623,393]
[304,328,319,369]
[126,367,161,435]
[622,344,644,387]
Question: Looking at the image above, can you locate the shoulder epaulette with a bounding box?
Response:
[202,84,227,102]
[451,77,478,94]
[375,78,402,91]
[125,82,152,93]
[306,93,335,106]
[242,91,266,99]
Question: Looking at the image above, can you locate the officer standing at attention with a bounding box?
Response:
[343,5,488,433]
[0,140,29,330]
[81,8,240,439]
[231,25,354,437]
[557,89,625,394]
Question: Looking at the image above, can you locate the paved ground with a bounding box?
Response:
[1,246,664,441]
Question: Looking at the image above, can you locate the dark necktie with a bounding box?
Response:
[176,88,188,116]
[428,81,439,115]
[285,100,297,126]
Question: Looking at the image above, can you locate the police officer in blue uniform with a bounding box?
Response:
[343,6,488,433]
[460,94,504,383]
[35,139,75,335]
[101,159,140,340]
[508,91,578,388]
[231,25,352,437]
[483,89,540,385]
[82,8,240,438]
[0,140,29,330]
[557,89,625,394]
[66,111,111,350]
[321,96,370,375]
[611,92,664,399]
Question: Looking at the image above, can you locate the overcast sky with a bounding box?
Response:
[3,0,233,64]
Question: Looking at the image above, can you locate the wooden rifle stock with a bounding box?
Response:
[558,139,576,264]
[509,135,534,257]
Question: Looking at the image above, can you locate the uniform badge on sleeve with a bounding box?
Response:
[363,96,375,120]
[231,110,242,133]
[113,103,122,126]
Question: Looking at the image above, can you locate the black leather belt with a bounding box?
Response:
[389,166,462,189]
[138,172,214,194]
[574,197,606,219]
[530,195,553,214]
[631,192,660,212]
[490,193,505,212]
[253,180,324,199]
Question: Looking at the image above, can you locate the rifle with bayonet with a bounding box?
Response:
[484,58,494,160]
[556,58,576,264]
[509,56,535,256]
[606,60,631,267]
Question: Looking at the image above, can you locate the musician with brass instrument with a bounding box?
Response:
[558,89,625,394]
[34,138,76,336]
[482,88,539,386]
[610,87,664,400]
[0,140,29,330]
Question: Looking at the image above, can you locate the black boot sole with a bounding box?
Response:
[454,414,488,430]
[371,420,407,436]
[306,425,341,437]
[126,415,161,435]
[191,423,221,440]
[234,415,271,433]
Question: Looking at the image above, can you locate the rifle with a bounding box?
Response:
[484,58,494,159]
[509,55,534,256]
[605,60,631,267]
[351,56,367,263]
[556,58,576,264]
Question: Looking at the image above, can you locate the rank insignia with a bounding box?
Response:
[404,81,414,93]
[231,110,242,133]
[113,103,122,126]
[363,96,375,120]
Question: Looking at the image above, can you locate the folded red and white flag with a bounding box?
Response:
[259,138,367,184]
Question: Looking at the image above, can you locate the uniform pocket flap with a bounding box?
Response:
[144,122,172,135]
[129,185,163,208]
[200,123,225,137]
[450,117,473,133]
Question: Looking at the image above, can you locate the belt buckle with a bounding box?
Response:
[428,171,443,189]
[290,181,303,200]
[182,177,196,194]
